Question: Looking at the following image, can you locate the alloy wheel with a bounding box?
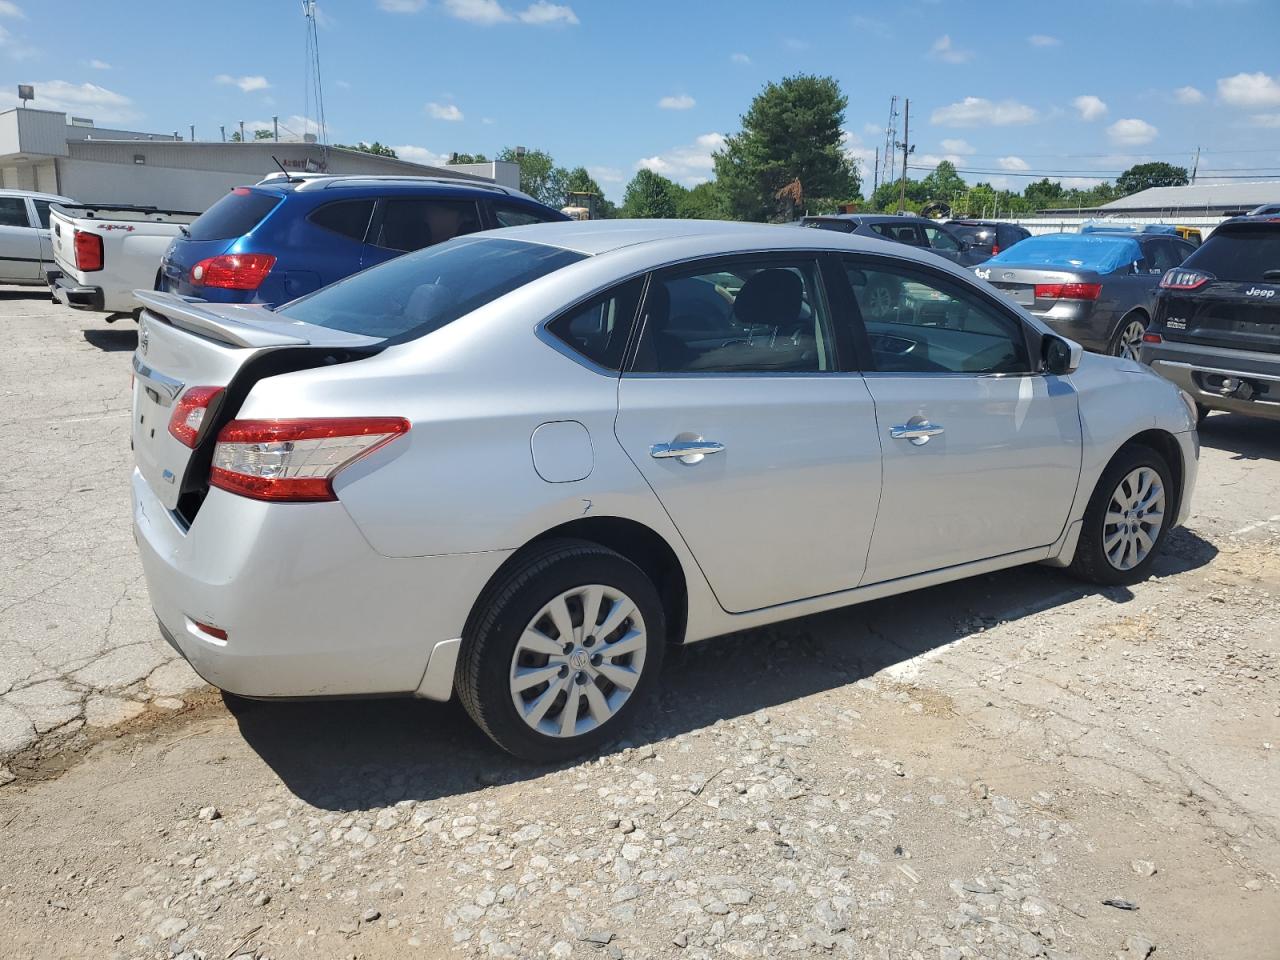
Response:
[509,584,647,738]
[1115,319,1146,361]
[1102,466,1166,571]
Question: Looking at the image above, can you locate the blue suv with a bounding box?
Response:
[157,175,569,305]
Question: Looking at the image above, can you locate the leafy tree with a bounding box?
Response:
[1023,177,1066,210]
[1116,162,1189,196]
[714,74,859,222]
[622,169,684,218]
[679,181,724,219]
[334,141,398,158]
[563,167,617,218]
[230,128,274,142]
[449,152,489,164]
[920,161,967,205]
[496,147,569,206]
[868,178,927,212]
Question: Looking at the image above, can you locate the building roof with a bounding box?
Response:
[1099,180,1280,213]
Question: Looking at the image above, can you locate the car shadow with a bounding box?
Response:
[1198,411,1280,461]
[82,328,137,352]
[0,288,51,301]
[226,527,1217,812]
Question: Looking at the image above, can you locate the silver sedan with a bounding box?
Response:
[131,220,1199,760]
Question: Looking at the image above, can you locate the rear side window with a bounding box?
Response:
[0,197,30,227]
[32,200,54,228]
[872,222,924,246]
[372,198,482,252]
[546,278,645,371]
[1183,226,1280,282]
[277,236,584,341]
[187,188,281,241]
[309,200,374,241]
[493,202,559,227]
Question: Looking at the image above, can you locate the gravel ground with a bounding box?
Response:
[0,290,1277,960]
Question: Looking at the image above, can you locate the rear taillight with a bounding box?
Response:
[210,417,410,503]
[1160,268,1212,290]
[190,253,276,290]
[1034,282,1102,301]
[168,386,225,448]
[73,230,104,272]
[991,244,1001,255]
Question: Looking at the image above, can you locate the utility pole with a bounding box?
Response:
[872,146,879,195]
[189,123,195,143]
[896,98,914,213]
[220,125,226,143]
[239,120,245,143]
[1190,146,1200,184]
[273,116,279,142]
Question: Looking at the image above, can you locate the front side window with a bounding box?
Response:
[0,197,30,227]
[372,198,482,252]
[309,199,374,241]
[631,257,833,373]
[844,258,1029,375]
[546,278,645,371]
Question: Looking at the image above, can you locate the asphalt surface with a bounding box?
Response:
[0,287,1277,960]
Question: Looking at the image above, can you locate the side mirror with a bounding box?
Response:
[1043,335,1082,375]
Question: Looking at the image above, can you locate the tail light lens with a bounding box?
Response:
[991,244,1001,255]
[210,417,410,502]
[168,386,225,448]
[74,230,104,272]
[1034,282,1102,301]
[190,253,276,290]
[1142,332,1163,344]
[1160,268,1212,290]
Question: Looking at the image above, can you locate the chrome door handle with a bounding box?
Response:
[890,421,945,445]
[650,440,725,464]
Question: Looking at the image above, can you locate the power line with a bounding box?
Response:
[907,163,1280,179]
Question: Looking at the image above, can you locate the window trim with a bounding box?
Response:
[831,252,1042,379]
[621,251,845,378]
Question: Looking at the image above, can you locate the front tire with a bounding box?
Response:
[456,539,665,762]
[1069,444,1174,586]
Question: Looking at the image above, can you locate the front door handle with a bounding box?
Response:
[650,440,725,464]
[890,421,945,446]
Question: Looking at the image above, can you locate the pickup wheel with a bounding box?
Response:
[1069,444,1173,586]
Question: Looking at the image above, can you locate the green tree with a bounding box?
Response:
[496,147,569,206]
[334,141,398,158]
[869,177,927,212]
[622,169,684,218]
[1023,177,1066,210]
[230,127,274,142]
[448,152,489,164]
[678,181,724,219]
[563,167,617,218]
[713,74,859,222]
[1116,162,1189,196]
[920,161,967,206]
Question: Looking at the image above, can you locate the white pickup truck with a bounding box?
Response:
[48,203,200,321]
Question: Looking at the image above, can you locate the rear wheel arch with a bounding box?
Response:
[1109,307,1150,356]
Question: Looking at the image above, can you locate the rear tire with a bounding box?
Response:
[1109,312,1148,361]
[456,539,665,762]
[1068,444,1174,586]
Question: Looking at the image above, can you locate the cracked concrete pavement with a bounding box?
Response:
[0,289,205,777]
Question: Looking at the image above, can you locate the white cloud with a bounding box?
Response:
[588,165,625,184]
[931,97,1038,127]
[376,0,425,9]
[1108,117,1158,146]
[997,155,1030,171]
[3,79,136,123]
[929,34,972,64]
[443,0,511,22]
[658,94,695,111]
[87,58,110,70]
[914,153,966,171]
[1028,34,1059,47]
[0,1,23,17]
[426,101,464,121]
[1173,85,1205,105]
[1217,71,1280,108]
[393,144,450,167]
[216,74,271,94]
[1072,94,1107,121]
[517,1,578,24]
[730,52,751,64]
[940,138,975,154]
[1250,113,1280,128]
[840,131,877,172]
[637,132,725,185]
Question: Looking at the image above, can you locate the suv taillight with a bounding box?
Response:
[1160,268,1212,290]
[168,386,225,448]
[210,418,410,502]
[74,230,104,272]
[190,253,276,290]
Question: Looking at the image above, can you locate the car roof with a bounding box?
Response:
[802,213,933,225]
[0,189,72,202]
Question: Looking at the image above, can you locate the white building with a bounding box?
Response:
[0,107,518,211]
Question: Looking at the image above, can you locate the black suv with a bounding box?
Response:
[798,214,987,266]
[945,219,1031,259]
[1142,215,1280,422]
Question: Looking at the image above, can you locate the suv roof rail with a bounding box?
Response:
[289,174,512,195]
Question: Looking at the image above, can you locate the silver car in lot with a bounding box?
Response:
[131,220,1198,760]
[974,231,1196,360]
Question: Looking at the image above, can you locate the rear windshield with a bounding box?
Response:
[1183,225,1280,283]
[986,233,1141,274]
[801,219,855,233]
[277,236,585,340]
[187,188,282,241]
[949,224,994,245]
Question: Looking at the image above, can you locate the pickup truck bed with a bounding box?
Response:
[48,204,201,320]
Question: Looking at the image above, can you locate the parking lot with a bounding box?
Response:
[0,288,1277,959]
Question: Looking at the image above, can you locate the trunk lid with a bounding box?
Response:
[976,265,1095,309]
[1158,281,1280,354]
[131,291,381,513]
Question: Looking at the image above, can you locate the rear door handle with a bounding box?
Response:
[650,440,725,464]
[890,421,944,445]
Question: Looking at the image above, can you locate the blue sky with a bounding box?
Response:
[5,0,1280,201]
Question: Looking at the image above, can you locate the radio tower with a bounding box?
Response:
[881,96,899,193]
[302,0,328,154]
